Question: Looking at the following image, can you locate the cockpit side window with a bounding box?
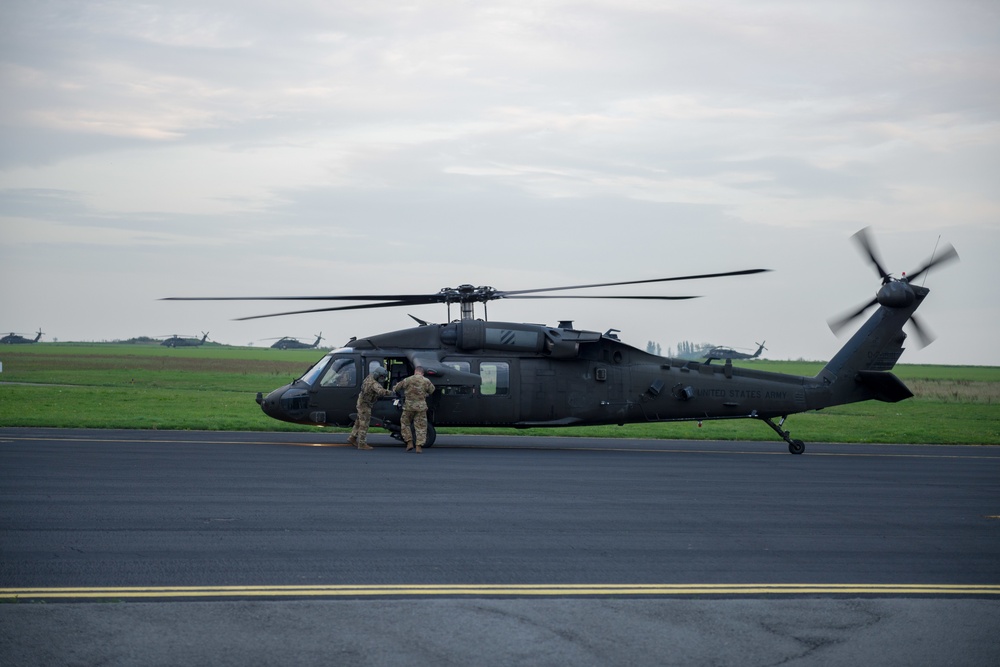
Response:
[319,357,357,388]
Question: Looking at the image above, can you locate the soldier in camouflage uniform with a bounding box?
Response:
[392,366,436,452]
[347,366,392,450]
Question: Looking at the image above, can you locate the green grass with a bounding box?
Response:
[0,385,304,431]
[0,343,314,391]
[0,343,997,444]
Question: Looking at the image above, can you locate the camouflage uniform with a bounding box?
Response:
[393,371,436,452]
[348,371,392,449]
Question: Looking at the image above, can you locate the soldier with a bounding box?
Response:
[347,366,392,450]
[392,366,436,452]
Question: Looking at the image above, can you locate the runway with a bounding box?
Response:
[2,427,999,665]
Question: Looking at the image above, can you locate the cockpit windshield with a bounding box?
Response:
[298,350,358,388]
[299,353,334,386]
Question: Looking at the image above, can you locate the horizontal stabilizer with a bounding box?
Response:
[856,371,914,403]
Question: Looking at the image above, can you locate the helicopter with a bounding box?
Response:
[0,329,43,344]
[703,341,766,364]
[164,229,957,455]
[264,333,325,350]
[159,332,210,348]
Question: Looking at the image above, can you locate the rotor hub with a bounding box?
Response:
[437,285,498,304]
[877,280,916,309]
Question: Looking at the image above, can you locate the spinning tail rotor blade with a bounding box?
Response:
[852,227,891,282]
[827,296,879,334]
[903,244,959,285]
[908,314,936,348]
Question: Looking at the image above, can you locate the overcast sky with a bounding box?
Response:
[2,0,997,365]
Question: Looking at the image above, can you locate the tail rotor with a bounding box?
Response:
[828,227,959,347]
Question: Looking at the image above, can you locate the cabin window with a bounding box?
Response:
[441,360,473,395]
[480,361,510,396]
[319,357,357,387]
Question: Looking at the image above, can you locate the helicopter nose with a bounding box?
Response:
[257,387,284,418]
[257,384,311,422]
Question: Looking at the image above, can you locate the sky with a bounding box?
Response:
[1,0,998,365]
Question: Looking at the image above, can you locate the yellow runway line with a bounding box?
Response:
[3,583,1000,600]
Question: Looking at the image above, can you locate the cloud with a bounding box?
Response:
[0,0,996,364]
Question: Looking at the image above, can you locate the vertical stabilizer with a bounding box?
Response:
[813,285,927,408]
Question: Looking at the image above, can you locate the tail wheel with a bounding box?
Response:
[789,439,805,455]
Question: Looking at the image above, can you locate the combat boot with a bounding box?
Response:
[415,445,423,453]
[347,435,357,447]
[405,442,414,451]
[358,442,374,451]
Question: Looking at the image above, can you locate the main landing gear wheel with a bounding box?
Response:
[759,416,806,455]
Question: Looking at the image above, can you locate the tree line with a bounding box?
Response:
[646,340,715,359]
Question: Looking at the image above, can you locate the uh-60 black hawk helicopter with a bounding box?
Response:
[264,333,325,350]
[159,332,209,348]
[1,329,43,344]
[165,228,957,455]
[703,340,766,364]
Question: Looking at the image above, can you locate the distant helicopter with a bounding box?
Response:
[704,341,766,364]
[264,333,325,350]
[0,329,43,344]
[159,332,209,348]
[165,229,958,454]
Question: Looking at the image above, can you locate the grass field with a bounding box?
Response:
[0,343,997,445]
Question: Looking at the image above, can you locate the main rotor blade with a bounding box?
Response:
[233,294,703,319]
[496,269,769,297]
[505,295,700,301]
[162,294,428,302]
[903,244,959,285]
[827,296,878,334]
[234,300,434,321]
[851,227,891,281]
[165,268,767,320]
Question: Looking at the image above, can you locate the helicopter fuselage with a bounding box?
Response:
[167,227,954,455]
[255,301,920,454]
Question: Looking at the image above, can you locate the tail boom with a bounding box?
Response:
[810,285,927,410]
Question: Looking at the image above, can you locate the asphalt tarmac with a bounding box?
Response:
[1,428,998,665]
